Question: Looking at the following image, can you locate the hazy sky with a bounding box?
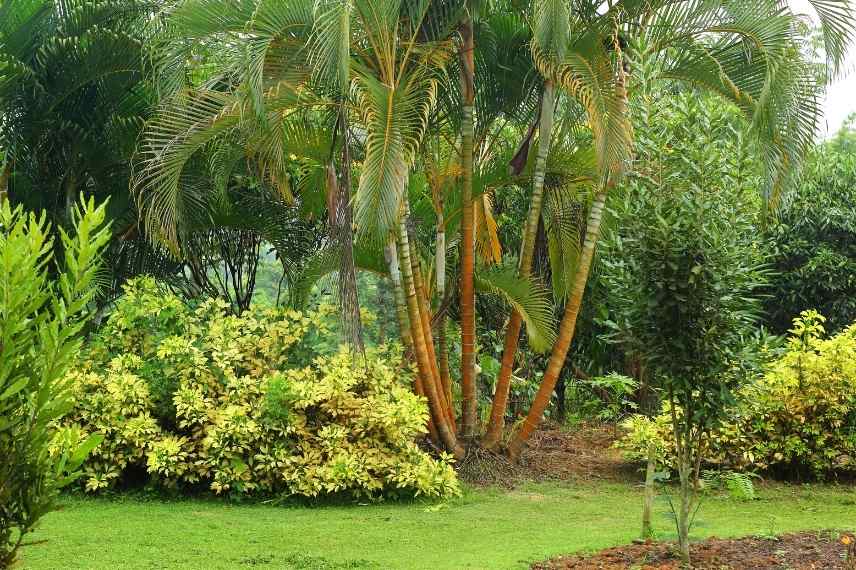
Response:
[790,0,856,136]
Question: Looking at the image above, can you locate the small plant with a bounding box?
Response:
[701,470,758,501]
[755,515,780,541]
[588,374,639,422]
[0,197,110,567]
[724,472,757,501]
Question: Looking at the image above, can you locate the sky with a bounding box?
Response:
[790,0,856,136]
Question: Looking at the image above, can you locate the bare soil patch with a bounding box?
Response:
[532,531,856,569]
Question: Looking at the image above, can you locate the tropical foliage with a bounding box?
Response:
[1,0,856,566]
[598,74,772,562]
[766,125,856,334]
[619,311,856,478]
[124,0,847,465]
[0,0,151,208]
[0,197,109,567]
[63,278,459,499]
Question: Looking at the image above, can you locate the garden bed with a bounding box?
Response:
[532,531,856,569]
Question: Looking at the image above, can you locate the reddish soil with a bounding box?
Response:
[532,531,856,569]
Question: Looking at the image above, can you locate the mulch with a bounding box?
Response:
[532,531,856,569]
[519,424,632,482]
[457,423,633,488]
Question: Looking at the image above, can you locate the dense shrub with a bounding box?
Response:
[766,128,856,334]
[63,278,459,499]
[1,199,109,567]
[617,312,856,478]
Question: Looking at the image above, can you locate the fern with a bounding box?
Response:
[702,469,757,501]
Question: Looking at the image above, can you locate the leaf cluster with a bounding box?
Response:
[0,196,110,567]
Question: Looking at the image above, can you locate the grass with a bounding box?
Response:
[22,481,856,570]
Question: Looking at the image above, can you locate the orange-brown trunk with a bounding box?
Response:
[414,373,441,444]
[483,82,555,448]
[398,214,464,458]
[482,312,523,448]
[459,19,478,438]
[507,189,607,459]
[409,240,455,426]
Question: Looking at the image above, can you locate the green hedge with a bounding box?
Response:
[62,277,459,499]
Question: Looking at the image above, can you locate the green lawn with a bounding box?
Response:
[22,482,856,570]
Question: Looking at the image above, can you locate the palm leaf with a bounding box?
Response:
[475,264,557,352]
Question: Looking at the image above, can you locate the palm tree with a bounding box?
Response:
[133,0,853,469]
[505,0,855,462]
[0,0,153,220]
[135,0,469,453]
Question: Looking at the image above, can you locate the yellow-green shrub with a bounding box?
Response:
[617,312,856,477]
[64,277,459,498]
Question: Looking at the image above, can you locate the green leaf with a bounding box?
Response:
[475,265,557,353]
[67,433,105,472]
[0,377,29,401]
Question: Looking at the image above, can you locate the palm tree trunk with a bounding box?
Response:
[433,206,456,420]
[397,212,464,458]
[435,209,454,415]
[438,319,453,411]
[385,240,412,349]
[483,81,555,448]
[406,221,455,426]
[459,18,478,438]
[336,116,365,352]
[507,187,607,459]
[413,372,441,444]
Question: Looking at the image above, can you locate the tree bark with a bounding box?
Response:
[407,218,455,426]
[397,213,464,458]
[677,456,692,566]
[335,115,365,352]
[413,370,441,444]
[642,442,657,540]
[435,206,454,414]
[459,18,478,438]
[507,188,607,459]
[483,81,556,448]
[385,240,412,350]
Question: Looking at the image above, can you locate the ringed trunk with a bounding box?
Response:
[507,188,607,459]
[436,210,454,412]
[407,229,455,426]
[397,213,464,459]
[385,240,412,350]
[483,81,556,448]
[459,19,478,437]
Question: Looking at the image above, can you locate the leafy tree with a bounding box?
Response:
[599,89,771,564]
[505,0,844,458]
[0,197,110,567]
[766,124,856,333]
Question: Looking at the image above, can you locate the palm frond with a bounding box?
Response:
[475,264,557,352]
